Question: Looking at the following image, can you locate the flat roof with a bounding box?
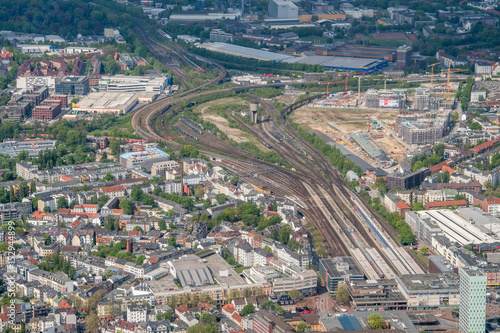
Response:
[320,257,364,279]
[397,273,460,292]
[283,55,382,69]
[417,210,496,245]
[351,132,384,159]
[120,148,167,161]
[197,42,293,62]
[74,92,142,112]
[456,207,500,236]
[203,253,246,286]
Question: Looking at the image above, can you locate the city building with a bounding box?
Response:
[396,45,412,69]
[475,62,492,75]
[98,75,170,93]
[32,104,62,121]
[210,29,234,43]
[386,168,430,190]
[347,280,408,311]
[319,257,364,293]
[414,88,430,110]
[72,92,152,115]
[396,273,460,309]
[55,76,90,96]
[151,160,179,178]
[120,148,170,171]
[127,306,147,323]
[459,267,486,333]
[268,0,299,20]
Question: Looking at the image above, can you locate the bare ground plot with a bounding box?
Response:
[292,105,407,163]
[374,136,407,162]
[194,98,267,147]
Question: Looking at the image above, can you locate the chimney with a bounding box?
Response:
[126,239,133,253]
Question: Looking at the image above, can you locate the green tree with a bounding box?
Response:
[199,312,217,325]
[335,282,350,305]
[43,234,51,245]
[104,173,114,181]
[241,304,255,317]
[288,289,302,300]
[229,175,239,185]
[168,236,177,247]
[469,122,482,130]
[194,185,205,199]
[104,269,115,279]
[85,312,99,333]
[412,202,425,211]
[57,196,68,209]
[159,221,167,230]
[133,226,143,232]
[135,255,146,265]
[119,199,135,215]
[215,193,227,205]
[368,313,385,330]
[296,321,311,333]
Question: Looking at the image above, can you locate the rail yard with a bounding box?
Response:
[129,34,425,281]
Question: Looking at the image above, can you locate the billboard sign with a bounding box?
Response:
[379,99,399,108]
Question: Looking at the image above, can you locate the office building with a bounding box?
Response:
[396,45,412,69]
[459,267,486,333]
[120,148,170,171]
[396,273,460,309]
[319,257,364,293]
[151,160,179,177]
[386,167,430,190]
[268,0,299,20]
[99,75,170,93]
[55,76,90,96]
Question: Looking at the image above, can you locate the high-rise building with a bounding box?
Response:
[396,45,412,69]
[459,267,486,333]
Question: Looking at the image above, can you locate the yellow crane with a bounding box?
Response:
[441,56,468,98]
[427,62,441,84]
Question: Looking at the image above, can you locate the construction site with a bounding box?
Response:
[294,64,463,166]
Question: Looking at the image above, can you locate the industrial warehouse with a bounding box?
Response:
[73,91,158,115]
[197,42,387,71]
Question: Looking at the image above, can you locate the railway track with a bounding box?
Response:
[130,32,423,275]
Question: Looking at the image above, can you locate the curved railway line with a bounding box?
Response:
[129,33,424,276]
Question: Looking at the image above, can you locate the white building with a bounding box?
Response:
[268,0,298,20]
[475,62,492,75]
[459,267,486,333]
[99,75,170,93]
[17,76,56,89]
[127,306,147,323]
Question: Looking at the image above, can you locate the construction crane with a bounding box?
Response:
[319,81,346,101]
[427,62,441,84]
[440,56,468,98]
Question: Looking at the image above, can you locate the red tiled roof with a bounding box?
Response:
[425,200,467,209]
[58,208,70,214]
[100,185,126,193]
[28,258,37,265]
[60,175,73,181]
[486,198,500,205]
[396,200,411,210]
[83,204,98,208]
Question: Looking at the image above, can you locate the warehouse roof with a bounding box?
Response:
[197,42,293,61]
[283,55,381,70]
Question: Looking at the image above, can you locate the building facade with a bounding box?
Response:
[459,267,486,333]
